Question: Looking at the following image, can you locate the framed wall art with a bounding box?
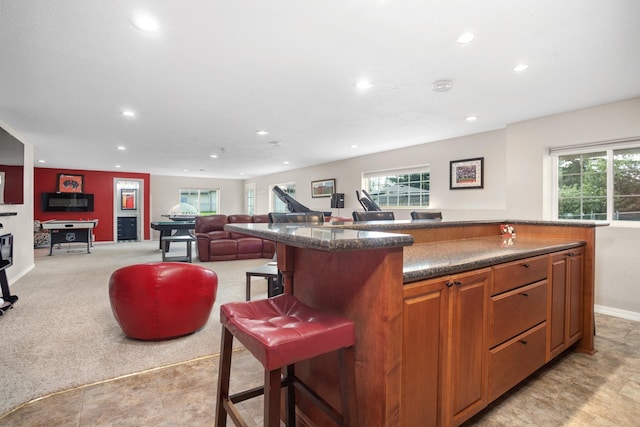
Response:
[120,189,137,210]
[449,157,484,190]
[57,173,84,193]
[311,178,335,198]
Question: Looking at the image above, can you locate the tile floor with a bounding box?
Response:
[1,313,639,426]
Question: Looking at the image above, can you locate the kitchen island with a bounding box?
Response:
[224,219,599,426]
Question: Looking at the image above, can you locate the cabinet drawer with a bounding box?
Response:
[490,280,547,347]
[492,255,548,295]
[489,323,546,402]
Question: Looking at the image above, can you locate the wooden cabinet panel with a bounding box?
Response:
[548,247,584,360]
[549,255,567,356]
[492,255,547,295]
[490,280,547,347]
[449,269,490,425]
[489,323,546,402]
[568,250,584,342]
[402,279,448,427]
[402,268,490,427]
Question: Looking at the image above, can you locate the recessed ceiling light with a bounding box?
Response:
[350,144,358,149]
[432,79,453,92]
[37,159,46,163]
[240,172,245,176]
[183,169,189,172]
[356,79,373,90]
[121,110,135,117]
[466,116,478,122]
[513,63,530,72]
[269,141,281,147]
[115,165,121,168]
[256,130,269,135]
[210,154,219,158]
[456,33,475,44]
[131,15,159,32]
[117,145,126,150]
[283,161,290,165]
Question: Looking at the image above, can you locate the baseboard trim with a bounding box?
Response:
[595,304,640,322]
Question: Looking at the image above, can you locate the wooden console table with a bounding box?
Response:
[224,220,601,426]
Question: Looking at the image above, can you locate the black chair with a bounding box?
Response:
[352,211,395,222]
[410,211,443,220]
[268,212,325,224]
[356,189,382,211]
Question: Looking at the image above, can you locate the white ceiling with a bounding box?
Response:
[1,0,639,179]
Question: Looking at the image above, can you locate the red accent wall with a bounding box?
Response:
[34,168,151,242]
[0,164,24,204]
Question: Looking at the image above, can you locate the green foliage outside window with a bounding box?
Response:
[557,147,640,221]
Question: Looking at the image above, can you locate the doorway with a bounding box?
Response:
[114,179,144,242]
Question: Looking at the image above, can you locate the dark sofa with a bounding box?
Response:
[195,214,275,262]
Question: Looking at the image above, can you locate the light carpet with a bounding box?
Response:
[0,241,269,416]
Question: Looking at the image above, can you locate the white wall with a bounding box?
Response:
[149,175,244,239]
[247,129,508,220]
[0,121,34,286]
[246,97,640,318]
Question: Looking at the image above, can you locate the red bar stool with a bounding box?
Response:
[215,293,359,427]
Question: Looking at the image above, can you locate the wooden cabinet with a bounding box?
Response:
[548,247,584,359]
[488,323,546,401]
[117,216,137,241]
[402,278,448,427]
[488,255,548,403]
[402,268,490,427]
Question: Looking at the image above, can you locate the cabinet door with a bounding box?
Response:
[548,247,585,360]
[549,253,568,358]
[402,278,449,427]
[449,268,490,425]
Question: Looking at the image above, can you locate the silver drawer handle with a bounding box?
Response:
[520,340,528,345]
[521,292,529,297]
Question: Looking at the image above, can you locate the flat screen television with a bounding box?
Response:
[0,126,25,205]
[0,233,12,271]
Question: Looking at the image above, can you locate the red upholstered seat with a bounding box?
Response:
[109,262,218,340]
[221,293,355,371]
[216,293,359,426]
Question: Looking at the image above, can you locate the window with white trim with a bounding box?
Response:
[180,189,219,215]
[552,139,640,222]
[362,166,430,208]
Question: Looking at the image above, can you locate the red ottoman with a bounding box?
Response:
[109,262,218,340]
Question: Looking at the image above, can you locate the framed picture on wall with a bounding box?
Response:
[57,173,84,193]
[450,157,484,189]
[311,178,335,198]
[121,189,137,210]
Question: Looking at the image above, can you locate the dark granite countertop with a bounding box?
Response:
[333,218,605,231]
[225,220,590,283]
[224,222,414,251]
[403,235,584,283]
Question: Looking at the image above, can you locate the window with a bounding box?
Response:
[180,189,219,215]
[271,183,296,213]
[553,141,640,222]
[245,183,256,215]
[363,166,430,208]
